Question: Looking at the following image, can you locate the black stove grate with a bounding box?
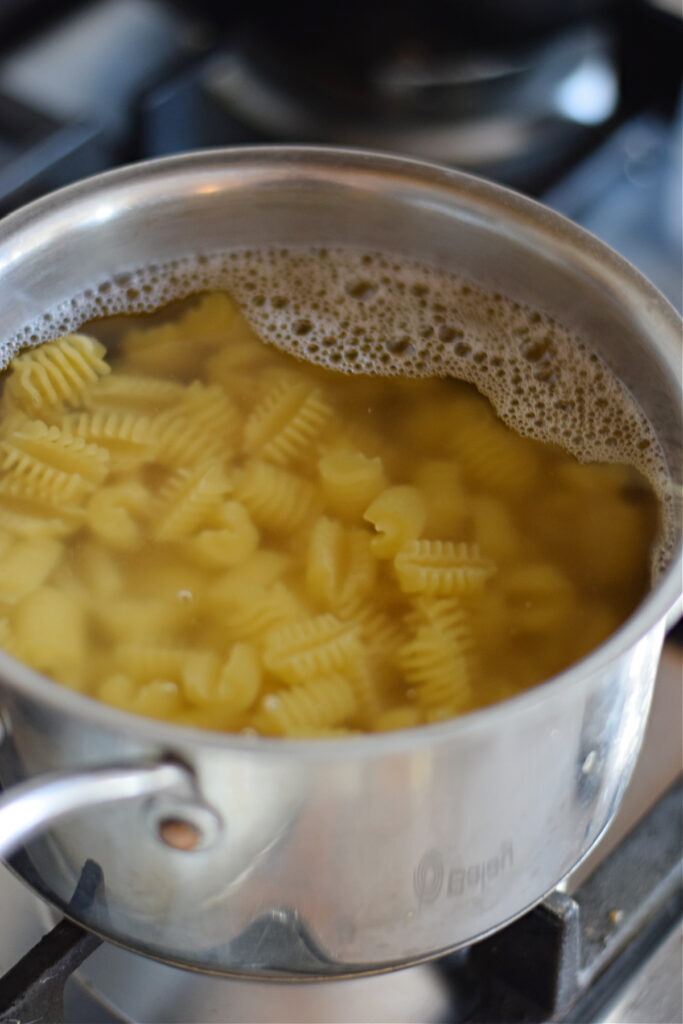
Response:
[0,860,102,1024]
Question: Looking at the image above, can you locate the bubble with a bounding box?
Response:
[437,325,463,344]
[293,318,313,336]
[346,279,376,300]
[386,337,413,356]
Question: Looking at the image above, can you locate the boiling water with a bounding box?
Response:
[0,249,670,735]
[5,248,673,559]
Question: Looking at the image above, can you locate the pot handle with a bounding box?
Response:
[0,761,200,861]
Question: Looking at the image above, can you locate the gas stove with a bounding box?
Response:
[0,2,681,1022]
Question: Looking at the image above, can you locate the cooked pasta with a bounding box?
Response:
[233,460,319,534]
[412,459,465,539]
[185,500,259,568]
[0,498,75,539]
[154,462,231,543]
[0,537,63,609]
[445,395,539,497]
[218,581,307,642]
[364,485,427,558]
[394,540,497,596]
[60,410,155,470]
[120,292,240,379]
[11,586,85,678]
[0,288,659,736]
[244,382,333,466]
[1,421,110,484]
[151,383,241,468]
[396,624,472,715]
[317,449,387,521]
[4,333,110,415]
[305,516,376,613]
[85,374,185,413]
[253,675,358,736]
[85,481,149,551]
[182,642,261,714]
[264,614,362,685]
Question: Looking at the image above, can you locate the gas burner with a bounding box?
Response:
[198,24,618,188]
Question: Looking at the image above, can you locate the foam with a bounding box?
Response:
[1,247,676,575]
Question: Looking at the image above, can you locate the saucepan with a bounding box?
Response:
[0,147,680,978]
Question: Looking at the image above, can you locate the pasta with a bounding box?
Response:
[98,674,185,719]
[184,500,259,568]
[445,394,539,497]
[233,460,319,534]
[119,292,240,379]
[213,581,307,643]
[253,675,358,736]
[397,624,472,715]
[1,420,109,484]
[263,614,362,685]
[11,586,85,679]
[182,643,261,713]
[94,596,185,643]
[85,481,149,551]
[154,462,231,542]
[244,382,333,466]
[85,374,185,413]
[412,459,465,538]
[317,449,387,521]
[0,490,80,540]
[61,411,155,470]
[364,486,427,558]
[152,384,241,468]
[0,537,63,609]
[4,334,110,415]
[394,540,497,596]
[0,288,659,736]
[305,516,376,613]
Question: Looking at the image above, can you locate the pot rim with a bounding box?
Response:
[0,143,680,758]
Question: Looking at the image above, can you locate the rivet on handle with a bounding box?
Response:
[147,797,223,852]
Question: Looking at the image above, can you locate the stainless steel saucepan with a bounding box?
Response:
[0,147,680,979]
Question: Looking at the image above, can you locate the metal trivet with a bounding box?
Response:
[1,777,680,1024]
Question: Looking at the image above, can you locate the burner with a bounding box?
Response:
[197,23,618,188]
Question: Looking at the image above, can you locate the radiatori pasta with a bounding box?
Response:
[0,291,658,736]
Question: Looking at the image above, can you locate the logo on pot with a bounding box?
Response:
[413,848,445,903]
[413,842,514,904]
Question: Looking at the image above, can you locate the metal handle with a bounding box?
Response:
[0,761,193,861]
